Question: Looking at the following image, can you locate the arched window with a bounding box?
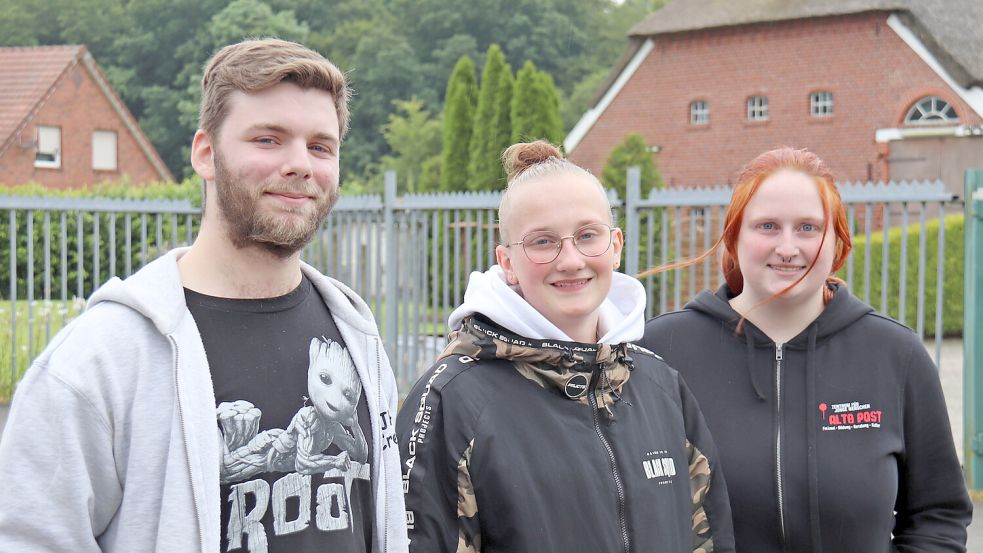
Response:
[904,96,958,124]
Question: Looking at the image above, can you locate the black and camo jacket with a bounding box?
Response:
[396,315,736,553]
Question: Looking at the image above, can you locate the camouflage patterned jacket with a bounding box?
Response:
[396,315,735,553]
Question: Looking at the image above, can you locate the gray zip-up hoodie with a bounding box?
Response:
[0,248,409,552]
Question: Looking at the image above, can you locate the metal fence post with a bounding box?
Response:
[964,168,983,491]
[383,171,398,369]
[625,166,641,276]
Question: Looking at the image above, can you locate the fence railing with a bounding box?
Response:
[1,172,962,398]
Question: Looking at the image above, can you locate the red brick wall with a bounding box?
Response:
[0,61,167,188]
[570,13,983,188]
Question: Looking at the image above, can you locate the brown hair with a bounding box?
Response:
[498,140,610,241]
[640,147,852,305]
[199,38,351,138]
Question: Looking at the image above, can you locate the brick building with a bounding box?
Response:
[0,45,172,188]
[566,0,983,194]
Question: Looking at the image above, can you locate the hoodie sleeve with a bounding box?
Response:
[892,341,972,552]
[678,375,736,553]
[0,359,121,551]
[396,362,481,553]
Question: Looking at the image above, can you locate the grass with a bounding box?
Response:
[0,299,86,404]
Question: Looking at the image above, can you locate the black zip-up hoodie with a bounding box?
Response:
[639,284,972,552]
[397,315,736,552]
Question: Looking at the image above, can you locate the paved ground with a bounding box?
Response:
[0,339,979,546]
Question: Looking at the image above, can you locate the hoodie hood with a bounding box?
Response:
[685,282,873,348]
[87,248,190,336]
[443,315,639,415]
[88,247,381,337]
[447,265,647,344]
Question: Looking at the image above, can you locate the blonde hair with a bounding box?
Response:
[498,140,610,241]
[199,38,351,138]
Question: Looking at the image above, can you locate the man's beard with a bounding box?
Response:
[213,151,339,258]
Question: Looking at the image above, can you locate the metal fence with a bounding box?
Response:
[1,172,962,395]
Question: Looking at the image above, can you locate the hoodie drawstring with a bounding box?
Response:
[804,325,822,552]
[745,329,767,400]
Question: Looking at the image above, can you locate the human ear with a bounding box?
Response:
[496,244,518,285]
[190,129,216,182]
[611,227,625,263]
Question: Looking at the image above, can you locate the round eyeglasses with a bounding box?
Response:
[505,223,615,264]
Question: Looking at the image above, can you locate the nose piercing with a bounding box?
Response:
[779,255,794,263]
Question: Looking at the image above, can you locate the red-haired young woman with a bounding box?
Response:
[638,147,971,552]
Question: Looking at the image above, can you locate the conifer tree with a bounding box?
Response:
[439,55,477,191]
[511,61,563,145]
[490,68,514,181]
[467,45,513,191]
[601,133,662,199]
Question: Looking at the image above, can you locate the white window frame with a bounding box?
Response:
[35,126,61,168]
[92,130,118,171]
[747,95,769,121]
[904,96,959,125]
[810,91,834,118]
[690,100,709,125]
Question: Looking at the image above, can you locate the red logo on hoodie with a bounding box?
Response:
[820,400,882,431]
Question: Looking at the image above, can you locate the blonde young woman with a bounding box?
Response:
[396,141,735,552]
[639,147,971,552]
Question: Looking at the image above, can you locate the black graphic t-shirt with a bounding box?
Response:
[186,276,374,553]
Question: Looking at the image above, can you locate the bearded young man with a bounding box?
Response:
[0,39,408,553]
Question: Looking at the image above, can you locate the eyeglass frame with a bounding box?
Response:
[504,223,617,264]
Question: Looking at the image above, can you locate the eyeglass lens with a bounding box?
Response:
[521,224,612,263]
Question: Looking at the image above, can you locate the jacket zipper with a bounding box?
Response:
[775,342,789,553]
[587,366,630,553]
[170,336,207,552]
[375,337,389,552]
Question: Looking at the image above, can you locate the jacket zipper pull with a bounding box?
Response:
[776,343,783,362]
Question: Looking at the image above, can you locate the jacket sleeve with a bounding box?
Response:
[678,375,736,553]
[0,361,121,551]
[893,341,972,552]
[396,364,481,553]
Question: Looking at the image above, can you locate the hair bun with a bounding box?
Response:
[501,140,563,181]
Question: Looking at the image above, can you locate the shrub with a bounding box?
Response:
[0,180,201,300]
[838,213,963,337]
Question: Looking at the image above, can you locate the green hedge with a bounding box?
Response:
[838,214,963,337]
[0,180,201,300]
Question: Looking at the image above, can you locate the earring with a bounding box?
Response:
[614,261,621,269]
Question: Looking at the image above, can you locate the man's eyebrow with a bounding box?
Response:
[246,123,288,134]
[310,131,339,145]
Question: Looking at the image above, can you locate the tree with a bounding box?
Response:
[379,99,443,194]
[601,133,662,199]
[602,132,664,302]
[168,0,310,178]
[511,61,563,145]
[439,56,477,191]
[467,45,513,191]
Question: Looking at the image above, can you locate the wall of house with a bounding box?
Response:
[569,12,983,189]
[0,60,166,188]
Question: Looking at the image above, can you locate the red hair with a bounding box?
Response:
[640,147,852,305]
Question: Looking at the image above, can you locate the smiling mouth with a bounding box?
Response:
[551,278,592,288]
[768,264,806,273]
[265,191,313,206]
